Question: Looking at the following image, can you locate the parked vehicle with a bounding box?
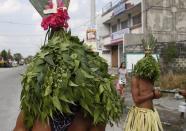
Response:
[12,61,18,67]
[19,59,24,65]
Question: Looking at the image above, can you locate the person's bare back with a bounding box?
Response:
[14,111,105,131]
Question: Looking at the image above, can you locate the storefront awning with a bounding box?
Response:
[104,39,123,47]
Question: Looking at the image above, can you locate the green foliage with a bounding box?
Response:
[1,50,8,61]
[14,53,23,64]
[133,55,160,82]
[21,30,123,129]
[162,42,177,64]
[7,49,13,60]
[142,34,157,52]
[24,56,33,64]
[133,34,160,82]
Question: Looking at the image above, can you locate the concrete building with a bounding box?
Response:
[97,0,142,67]
[97,0,186,67]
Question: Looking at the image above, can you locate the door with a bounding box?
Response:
[112,46,118,67]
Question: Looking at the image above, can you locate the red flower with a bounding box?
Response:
[41,0,70,30]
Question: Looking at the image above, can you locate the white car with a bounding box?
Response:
[12,61,18,67]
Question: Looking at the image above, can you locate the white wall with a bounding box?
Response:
[99,52,112,66]
[131,27,142,34]
[126,54,159,72]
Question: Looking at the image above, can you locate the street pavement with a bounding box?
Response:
[0,66,185,131]
[0,66,25,131]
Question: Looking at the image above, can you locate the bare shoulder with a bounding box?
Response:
[131,76,139,89]
[132,76,139,83]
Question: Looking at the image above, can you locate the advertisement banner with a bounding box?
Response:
[86,29,96,41]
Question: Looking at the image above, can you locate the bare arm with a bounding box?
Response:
[131,76,154,105]
[13,112,27,131]
[14,111,51,131]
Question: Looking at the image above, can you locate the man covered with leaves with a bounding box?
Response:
[124,35,163,131]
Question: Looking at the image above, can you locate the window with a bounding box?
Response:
[112,24,117,33]
[121,20,128,29]
[133,14,141,26]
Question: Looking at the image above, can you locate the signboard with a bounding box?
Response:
[111,28,129,42]
[126,53,159,72]
[86,29,96,41]
[29,0,70,17]
[113,2,126,16]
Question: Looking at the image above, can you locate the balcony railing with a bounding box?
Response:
[102,28,130,46]
[102,0,142,15]
[111,28,130,42]
[102,0,124,15]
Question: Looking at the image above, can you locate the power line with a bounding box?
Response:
[0,34,44,37]
[0,21,38,26]
[0,1,163,31]
[71,14,100,30]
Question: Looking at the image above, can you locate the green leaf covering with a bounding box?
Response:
[133,54,160,82]
[21,29,124,128]
[133,34,160,82]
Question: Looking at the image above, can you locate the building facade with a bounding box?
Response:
[97,0,142,67]
[97,0,186,67]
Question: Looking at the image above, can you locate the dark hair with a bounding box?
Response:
[119,62,125,69]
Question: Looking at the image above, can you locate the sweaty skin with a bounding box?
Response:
[14,112,105,131]
[13,112,51,131]
[131,76,161,109]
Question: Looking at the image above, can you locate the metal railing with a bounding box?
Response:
[111,28,130,41]
[102,0,124,15]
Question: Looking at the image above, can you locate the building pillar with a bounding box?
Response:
[142,0,148,37]
[118,45,120,67]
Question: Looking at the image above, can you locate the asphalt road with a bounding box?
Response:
[0,66,25,131]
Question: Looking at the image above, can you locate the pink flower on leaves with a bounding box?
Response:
[41,0,70,30]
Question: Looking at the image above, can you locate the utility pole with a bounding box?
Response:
[85,0,97,52]
[90,0,96,26]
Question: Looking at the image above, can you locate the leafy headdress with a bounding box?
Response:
[21,0,123,129]
[133,34,160,82]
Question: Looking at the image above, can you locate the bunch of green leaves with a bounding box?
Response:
[162,41,177,64]
[133,34,160,82]
[142,34,157,52]
[133,55,160,82]
[21,29,123,129]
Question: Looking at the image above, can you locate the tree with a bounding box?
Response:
[161,42,178,64]
[7,49,13,60]
[14,53,23,64]
[1,50,8,61]
[24,55,33,64]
